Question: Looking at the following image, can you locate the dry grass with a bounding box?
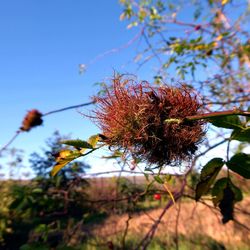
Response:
[90,197,250,249]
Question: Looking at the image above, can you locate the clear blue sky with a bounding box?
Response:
[0,1,247,177]
[0,2,137,155]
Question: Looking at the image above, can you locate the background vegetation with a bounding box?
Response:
[0,0,250,249]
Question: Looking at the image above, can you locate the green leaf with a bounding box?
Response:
[212,178,227,206]
[80,134,100,154]
[51,150,82,177]
[144,173,149,182]
[212,178,243,223]
[154,175,164,184]
[32,188,43,194]
[195,158,224,201]
[247,106,250,122]
[88,134,100,148]
[102,150,123,159]
[61,139,93,149]
[226,153,250,179]
[231,127,250,142]
[208,115,243,129]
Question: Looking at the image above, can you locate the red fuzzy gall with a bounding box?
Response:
[92,76,206,168]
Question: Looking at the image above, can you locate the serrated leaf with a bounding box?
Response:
[79,134,100,154]
[216,178,243,202]
[208,115,243,129]
[195,158,224,200]
[200,158,224,179]
[212,178,243,223]
[61,139,93,149]
[51,160,72,177]
[51,150,82,176]
[231,127,250,142]
[212,178,228,206]
[226,153,250,179]
[88,134,100,148]
[154,175,164,184]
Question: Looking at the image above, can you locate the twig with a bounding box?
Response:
[175,201,181,250]
[42,101,95,116]
[195,139,228,159]
[87,27,144,66]
[185,109,250,121]
[0,101,95,153]
[136,179,186,250]
[0,130,21,155]
[121,214,132,249]
[84,170,184,177]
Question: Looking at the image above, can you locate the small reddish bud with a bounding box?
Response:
[20,109,43,132]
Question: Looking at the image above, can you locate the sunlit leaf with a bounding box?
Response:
[61,139,93,149]
[32,188,43,194]
[88,134,100,148]
[154,175,164,184]
[222,0,229,5]
[51,150,82,177]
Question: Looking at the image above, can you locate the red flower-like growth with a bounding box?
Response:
[93,76,205,167]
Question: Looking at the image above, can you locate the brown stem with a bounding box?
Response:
[42,101,95,116]
[185,109,250,121]
[0,130,21,154]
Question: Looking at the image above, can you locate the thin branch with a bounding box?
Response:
[0,130,21,155]
[204,96,250,106]
[185,109,250,121]
[87,27,145,66]
[121,214,132,249]
[83,170,184,177]
[0,101,95,153]
[175,201,181,250]
[136,179,186,250]
[42,101,95,116]
[195,139,228,159]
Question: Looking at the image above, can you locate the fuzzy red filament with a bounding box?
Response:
[93,77,205,167]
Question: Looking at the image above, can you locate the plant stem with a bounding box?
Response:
[185,109,250,121]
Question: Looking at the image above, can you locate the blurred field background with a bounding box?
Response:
[0,172,249,250]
